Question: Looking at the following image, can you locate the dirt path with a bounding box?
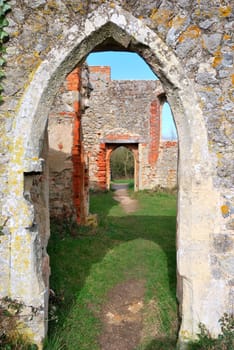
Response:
[99,186,144,349]
[99,280,145,350]
[112,184,139,213]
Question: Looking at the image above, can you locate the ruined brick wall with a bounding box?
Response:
[48,65,176,219]
[0,1,233,347]
[48,67,90,223]
[48,74,76,220]
[82,66,177,190]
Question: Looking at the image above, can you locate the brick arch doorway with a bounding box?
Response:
[106,143,139,192]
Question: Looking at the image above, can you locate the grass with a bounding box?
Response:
[45,190,178,349]
[111,178,134,188]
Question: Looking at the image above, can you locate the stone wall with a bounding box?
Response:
[0,1,233,347]
[140,140,178,189]
[82,66,177,190]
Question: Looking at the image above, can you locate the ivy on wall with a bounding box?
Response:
[0,0,10,103]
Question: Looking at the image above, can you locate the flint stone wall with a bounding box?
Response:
[82,66,177,190]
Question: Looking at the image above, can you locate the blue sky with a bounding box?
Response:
[87,52,177,139]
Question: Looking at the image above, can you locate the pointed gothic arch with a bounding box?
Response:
[8,3,218,346]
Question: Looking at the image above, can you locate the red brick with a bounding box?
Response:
[148,99,160,165]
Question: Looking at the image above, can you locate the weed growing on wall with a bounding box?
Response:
[0,297,38,349]
[0,0,10,103]
[188,313,234,350]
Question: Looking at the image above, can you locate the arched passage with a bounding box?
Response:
[7,3,218,346]
[107,144,138,191]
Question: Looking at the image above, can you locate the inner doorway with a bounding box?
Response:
[108,144,137,191]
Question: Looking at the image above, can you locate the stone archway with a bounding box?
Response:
[7,3,218,346]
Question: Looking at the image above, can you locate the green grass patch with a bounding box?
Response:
[45,190,178,349]
[111,178,134,188]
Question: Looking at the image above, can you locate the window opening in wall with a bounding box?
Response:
[162,102,177,140]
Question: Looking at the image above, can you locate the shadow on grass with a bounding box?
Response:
[144,337,177,350]
[108,214,177,297]
[47,190,177,347]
